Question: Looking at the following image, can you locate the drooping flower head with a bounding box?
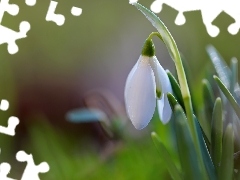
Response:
[124,38,172,129]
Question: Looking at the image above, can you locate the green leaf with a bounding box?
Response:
[194,116,217,180]
[214,75,240,119]
[167,92,180,111]
[219,124,234,180]
[230,57,238,94]
[167,70,185,110]
[206,45,231,89]
[167,93,216,179]
[230,57,240,105]
[211,98,223,175]
[202,79,215,118]
[151,132,182,180]
[201,79,215,142]
[173,105,203,180]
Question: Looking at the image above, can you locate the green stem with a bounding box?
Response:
[147,32,164,42]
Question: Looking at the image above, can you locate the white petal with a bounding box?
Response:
[157,94,172,124]
[124,56,156,129]
[150,56,172,124]
[149,56,162,97]
[124,57,139,102]
[150,56,172,94]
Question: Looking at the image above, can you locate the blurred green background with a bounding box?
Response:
[0,0,239,179]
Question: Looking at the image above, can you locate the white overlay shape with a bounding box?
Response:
[46,1,65,26]
[0,162,15,180]
[0,100,9,111]
[0,116,19,136]
[132,0,240,37]
[16,151,50,180]
[0,0,30,54]
[71,7,82,16]
[25,0,37,6]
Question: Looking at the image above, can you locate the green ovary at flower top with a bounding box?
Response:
[124,38,173,130]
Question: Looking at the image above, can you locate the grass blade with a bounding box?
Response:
[194,116,217,180]
[219,124,234,180]
[202,79,215,141]
[151,132,182,180]
[167,92,181,111]
[206,45,231,89]
[173,105,203,180]
[214,75,240,119]
[230,57,240,105]
[211,98,223,174]
[166,70,185,110]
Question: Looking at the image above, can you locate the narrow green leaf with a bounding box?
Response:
[166,70,185,110]
[173,105,203,180]
[230,57,238,94]
[194,116,217,180]
[219,124,234,180]
[202,79,215,141]
[202,79,215,116]
[211,97,223,174]
[214,75,240,119]
[167,94,216,179]
[151,132,182,180]
[230,57,240,105]
[167,92,180,111]
[206,45,231,89]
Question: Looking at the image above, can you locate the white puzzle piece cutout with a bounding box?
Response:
[46,1,65,26]
[0,162,15,180]
[0,116,19,136]
[0,100,9,111]
[71,7,82,16]
[147,0,240,37]
[16,151,50,180]
[25,0,37,6]
[0,0,31,54]
[0,100,19,136]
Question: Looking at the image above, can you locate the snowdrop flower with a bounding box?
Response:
[124,39,172,130]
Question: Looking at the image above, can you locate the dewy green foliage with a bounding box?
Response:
[151,132,182,180]
[194,116,217,180]
[166,70,185,110]
[130,2,239,180]
[206,45,231,89]
[202,79,215,142]
[219,124,234,180]
[173,105,202,180]
[211,98,223,174]
[214,75,240,119]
